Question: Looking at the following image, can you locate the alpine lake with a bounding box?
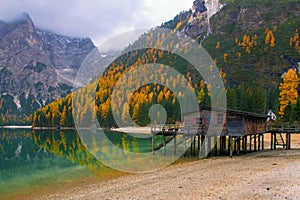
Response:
[0,128,191,199]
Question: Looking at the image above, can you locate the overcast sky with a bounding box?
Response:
[0,0,194,47]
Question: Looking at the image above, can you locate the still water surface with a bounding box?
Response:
[0,129,162,198]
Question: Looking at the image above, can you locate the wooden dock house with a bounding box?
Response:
[151,106,268,157]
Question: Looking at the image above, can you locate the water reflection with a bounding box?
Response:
[0,129,160,177]
[0,129,67,170]
[0,129,166,197]
[32,130,107,174]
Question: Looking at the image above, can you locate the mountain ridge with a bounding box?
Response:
[20,1,300,127]
[0,13,100,124]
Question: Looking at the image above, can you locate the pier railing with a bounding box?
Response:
[151,124,200,136]
[266,125,300,133]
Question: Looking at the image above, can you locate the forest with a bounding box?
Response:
[32,19,300,128]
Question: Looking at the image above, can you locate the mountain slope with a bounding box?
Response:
[0,13,99,124]
[202,0,300,87]
[32,0,300,128]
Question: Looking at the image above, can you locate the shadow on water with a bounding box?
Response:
[0,129,166,198]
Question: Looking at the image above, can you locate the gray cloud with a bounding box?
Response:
[0,0,193,46]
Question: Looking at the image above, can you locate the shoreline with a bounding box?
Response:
[3,131,300,199]
[22,149,300,199]
[0,125,32,129]
[111,126,152,134]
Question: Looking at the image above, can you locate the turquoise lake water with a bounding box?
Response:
[0,129,169,198]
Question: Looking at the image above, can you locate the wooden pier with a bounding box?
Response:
[151,124,265,158]
[151,106,269,158]
[151,107,300,158]
[266,125,300,150]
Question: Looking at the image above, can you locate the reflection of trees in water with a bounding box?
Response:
[0,129,61,171]
[0,129,152,174]
[32,130,106,174]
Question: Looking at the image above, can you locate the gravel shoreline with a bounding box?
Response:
[22,149,300,200]
[5,134,300,200]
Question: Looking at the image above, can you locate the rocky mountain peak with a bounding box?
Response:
[14,12,36,33]
[184,0,223,39]
[205,0,224,19]
[0,13,108,123]
[191,0,207,18]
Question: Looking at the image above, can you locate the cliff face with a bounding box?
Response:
[0,13,98,123]
[184,0,224,40]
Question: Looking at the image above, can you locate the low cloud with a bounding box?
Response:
[0,0,193,46]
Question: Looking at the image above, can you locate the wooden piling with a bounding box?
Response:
[174,134,177,155]
[249,135,252,152]
[254,134,257,152]
[152,133,155,155]
[274,133,277,150]
[214,136,218,156]
[258,134,261,151]
[271,133,274,150]
[229,136,233,157]
[163,134,166,156]
[237,137,241,156]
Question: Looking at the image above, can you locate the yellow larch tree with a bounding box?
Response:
[59,106,67,126]
[216,42,220,50]
[270,35,276,48]
[278,69,299,116]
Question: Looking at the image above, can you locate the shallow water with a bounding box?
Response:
[0,129,168,198]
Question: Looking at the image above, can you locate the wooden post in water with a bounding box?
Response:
[229,136,233,158]
[274,133,277,150]
[249,135,252,152]
[262,134,264,150]
[174,133,177,155]
[271,133,274,150]
[163,134,166,156]
[233,137,237,154]
[190,135,193,157]
[204,135,209,158]
[237,136,240,156]
[152,133,155,155]
[244,135,247,154]
[258,134,261,151]
[223,136,226,155]
[198,134,200,155]
[219,136,223,155]
[202,135,206,157]
[289,134,292,149]
[241,136,245,154]
[254,134,257,152]
[214,136,218,156]
[193,135,197,156]
[183,135,186,157]
[286,133,291,150]
[208,136,212,157]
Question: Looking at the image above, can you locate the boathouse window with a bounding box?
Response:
[197,118,202,125]
[217,114,223,125]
